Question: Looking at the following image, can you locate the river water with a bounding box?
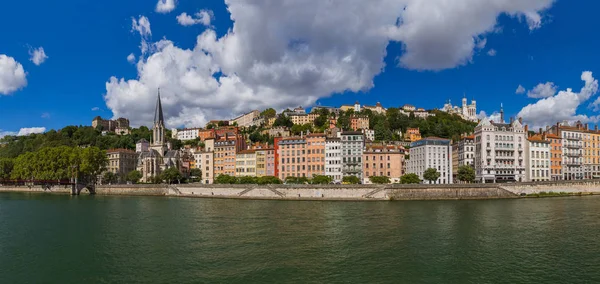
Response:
[1,192,599,283]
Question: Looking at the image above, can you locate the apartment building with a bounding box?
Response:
[277,137,307,180]
[193,138,214,184]
[289,113,319,125]
[550,122,585,180]
[350,115,369,131]
[526,134,551,182]
[230,110,260,128]
[106,149,138,183]
[236,150,257,177]
[406,137,452,184]
[584,128,600,179]
[341,131,364,181]
[214,138,237,176]
[452,134,475,182]
[474,116,527,183]
[174,128,202,141]
[255,148,275,177]
[325,137,342,183]
[306,134,326,178]
[546,133,563,181]
[363,144,405,183]
[405,128,422,142]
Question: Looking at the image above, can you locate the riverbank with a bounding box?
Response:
[3,180,600,201]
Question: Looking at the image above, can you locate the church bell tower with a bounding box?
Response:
[152,89,166,151]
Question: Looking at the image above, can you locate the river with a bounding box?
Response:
[1,192,599,283]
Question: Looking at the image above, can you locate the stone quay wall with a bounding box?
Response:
[4,180,600,200]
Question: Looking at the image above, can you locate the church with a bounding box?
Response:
[136,90,181,183]
[441,96,478,122]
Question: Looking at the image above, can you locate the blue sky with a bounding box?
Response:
[1,0,599,135]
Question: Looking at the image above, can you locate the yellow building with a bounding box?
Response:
[584,129,600,179]
[289,113,319,125]
[235,150,257,177]
[405,128,422,142]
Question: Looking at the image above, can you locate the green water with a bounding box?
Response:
[1,193,599,283]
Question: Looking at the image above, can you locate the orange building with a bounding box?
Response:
[214,138,237,176]
[545,133,562,181]
[277,137,307,180]
[306,134,326,178]
[363,144,406,183]
[350,115,369,131]
[405,128,422,142]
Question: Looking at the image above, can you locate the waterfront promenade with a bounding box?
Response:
[2,180,600,201]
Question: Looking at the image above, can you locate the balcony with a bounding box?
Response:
[566,136,582,141]
[564,144,582,149]
[566,161,582,166]
[495,156,515,161]
[565,152,581,157]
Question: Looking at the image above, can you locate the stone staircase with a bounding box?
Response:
[168,185,182,195]
[267,186,285,198]
[363,187,387,199]
[238,187,255,196]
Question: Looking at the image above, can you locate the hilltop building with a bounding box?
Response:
[441,96,478,122]
[92,116,130,135]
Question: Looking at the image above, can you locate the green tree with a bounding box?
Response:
[423,168,441,184]
[273,114,293,128]
[369,176,390,184]
[374,120,393,141]
[400,173,421,184]
[0,158,14,181]
[285,176,309,184]
[238,176,258,184]
[126,170,142,184]
[151,175,163,184]
[457,165,476,183]
[189,168,202,182]
[103,172,118,184]
[257,176,282,185]
[311,175,332,184]
[261,108,277,118]
[342,176,361,184]
[78,147,108,185]
[215,174,237,184]
[337,115,350,131]
[162,167,183,184]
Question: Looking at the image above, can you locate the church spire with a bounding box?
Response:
[154,88,164,125]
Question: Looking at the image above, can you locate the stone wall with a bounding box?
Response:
[95,185,167,196]
[501,180,600,195]
[0,185,71,194]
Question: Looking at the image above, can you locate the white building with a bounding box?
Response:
[452,135,475,182]
[407,137,453,184]
[193,138,214,184]
[474,112,527,183]
[340,131,364,181]
[325,137,342,182]
[441,97,478,122]
[136,139,149,153]
[560,126,584,180]
[526,135,551,182]
[229,110,260,128]
[176,128,201,141]
[362,129,375,142]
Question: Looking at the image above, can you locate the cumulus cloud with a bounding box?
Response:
[478,111,503,123]
[177,10,213,27]
[131,16,151,38]
[518,71,599,128]
[156,0,176,14]
[127,53,136,63]
[0,127,46,138]
[526,82,557,98]
[29,47,48,66]
[91,107,100,111]
[106,0,555,127]
[515,85,526,94]
[487,49,497,56]
[0,54,27,95]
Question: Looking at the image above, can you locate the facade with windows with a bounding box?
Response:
[363,144,405,184]
[340,132,364,181]
[452,134,475,182]
[306,134,326,178]
[546,133,563,181]
[407,137,453,184]
[277,137,307,180]
[325,138,342,182]
[474,118,527,183]
[526,135,551,182]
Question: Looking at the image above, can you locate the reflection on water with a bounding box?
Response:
[1,193,599,283]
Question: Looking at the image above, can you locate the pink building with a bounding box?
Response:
[363,144,406,183]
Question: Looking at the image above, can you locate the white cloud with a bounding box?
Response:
[527,82,557,98]
[0,127,46,138]
[487,49,497,56]
[29,47,48,66]
[91,107,100,111]
[515,84,526,94]
[177,10,213,27]
[0,54,27,95]
[41,112,50,119]
[476,38,487,50]
[477,111,503,123]
[518,71,599,128]
[131,16,151,38]
[156,0,176,14]
[106,0,555,128]
[127,53,136,63]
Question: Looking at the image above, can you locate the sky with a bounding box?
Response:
[1,0,600,137]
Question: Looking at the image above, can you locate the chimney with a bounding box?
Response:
[510,117,514,124]
[500,103,504,123]
[518,117,523,124]
[546,125,550,132]
[595,125,598,131]
[525,125,529,133]
[539,128,542,134]
[585,124,589,131]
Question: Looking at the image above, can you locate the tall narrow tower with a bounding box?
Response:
[152,89,165,148]
[500,103,504,123]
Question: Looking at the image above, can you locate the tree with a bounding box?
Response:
[457,165,475,183]
[285,176,309,184]
[162,167,183,184]
[257,176,282,184]
[151,175,163,184]
[369,176,390,184]
[0,158,14,181]
[206,123,216,129]
[273,114,293,128]
[126,170,142,184]
[342,176,361,184]
[423,168,441,184]
[400,173,421,184]
[261,108,277,118]
[189,168,202,183]
[215,174,237,184]
[238,176,258,184]
[337,115,350,131]
[103,172,118,184]
[311,175,332,184]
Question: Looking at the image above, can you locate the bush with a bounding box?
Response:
[311,175,332,184]
[369,176,390,184]
[257,176,282,185]
[400,173,421,184]
[342,176,360,184]
[215,174,237,184]
[238,176,258,184]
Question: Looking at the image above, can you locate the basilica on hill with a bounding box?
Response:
[136,91,180,183]
[441,96,478,122]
